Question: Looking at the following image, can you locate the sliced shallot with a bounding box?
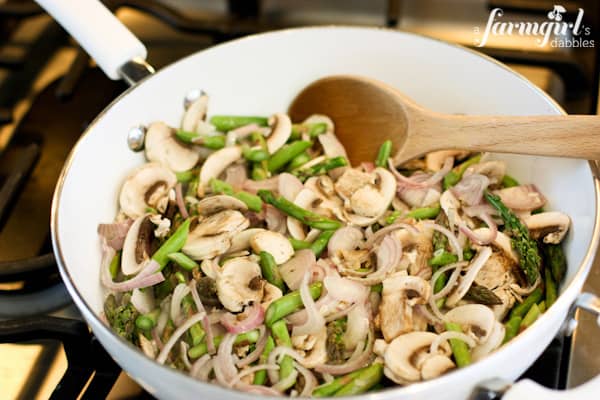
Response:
[97,219,132,250]
[451,173,490,206]
[388,157,453,189]
[175,182,189,219]
[220,303,265,334]
[156,311,206,364]
[100,244,164,292]
[327,226,364,255]
[292,271,326,336]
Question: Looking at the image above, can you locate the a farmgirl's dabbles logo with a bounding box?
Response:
[474,5,594,48]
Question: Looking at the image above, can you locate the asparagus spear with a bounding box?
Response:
[292,156,348,182]
[287,151,311,170]
[333,363,384,396]
[443,154,482,189]
[406,204,441,220]
[519,303,541,331]
[542,243,567,283]
[463,284,503,305]
[265,282,323,327]
[310,230,336,257]
[509,287,543,319]
[188,329,260,358]
[135,309,160,331]
[259,251,285,291]
[209,115,268,131]
[271,320,295,390]
[375,140,392,168]
[152,219,191,270]
[445,322,471,367]
[289,237,311,250]
[501,174,520,188]
[267,140,312,172]
[258,190,342,230]
[168,252,199,271]
[175,130,226,149]
[312,369,364,397]
[485,192,541,286]
[545,269,557,309]
[253,336,276,385]
[209,178,263,212]
[503,316,522,343]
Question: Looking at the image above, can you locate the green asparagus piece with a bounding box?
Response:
[334,363,384,397]
[168,252,199,271]
[307,122,328,138]
[509,287,543,319]
[258,190,342,230]
[501,174,520,188]
[209,115,268,132]
[385,210,402,225]
[259,251,285,291]
[242,146,270,162]
[375,140,392,168]
[538,300,546,313]
[445,322,471,367]
[175,130,226,149]
[267,140,312,172]
[265,282,323,327]
[443,154,482,189]
[271,320,295,390]
[545,269,557,309]
[109,251,121,279]
[175,170,195,183]
[289,237,311,250]
[542,244,567,283]
[105,293,138,341]
[188,329,260,359]
[287,151,311,170]
[310,230,336,257]
[519,303,541,331]
[464,284,503,305]
[463,247,475,261]
[174,271,187,284]
[485,192,541,286]
[290,124,302,140]
[152,219,191,270]
[371,283,383,293]
[503,316,522,343]
[312,369,365,397]
[429,251,459,267]
[293,156,348,182]
[406,204,441,220]
[135,309,160,331]
[251,164,269,180]
[253,336,276,385]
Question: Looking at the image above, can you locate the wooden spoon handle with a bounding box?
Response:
[406,114,600,160]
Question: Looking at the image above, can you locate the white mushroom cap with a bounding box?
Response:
[420,355,455,380]
[266,113,292,154]
[228,228,266,254]
[192,210,248,237]
[444,304,496,343]
[144,122,200,172]
[384,331,440,383]
[182,211,249,260]
[196,195,248,216]
[181,93,208,133]
[250,231,294,264]
[182,232,232,260]
[119,162,177,219]
[197,146,242,196]
[216,257,264,312]
[524,211,570,244]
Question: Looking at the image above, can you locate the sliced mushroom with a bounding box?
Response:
[196,195,248,216]
[426,150,469,171]
[144,122,200,172]
[121,215,155,275]
[440,190,463,229]
[493,184,546,211]
[228,228,266,254]
[286,188,319,240]
[280,249,316,290]
[293,328,327,368]
[444,304,496,343]
[266,113,292,154]
[182,232,232,260]
[216,257,264,312]
[250,231,294,264]
[182,211,249,260]
[342,168,397,226]
[524,211,570,244]
[181,93,209,132]
[334,168,373,200]
[197,146,242,196]
[393,228,433,278]
[192,210,248,237]
[379,274,430,341]
[473,229,518,263]
[420,354,455,380]
[471,321,505,361]
[261,282,283,309]
[384,331,444,383]
[464,161,506,184]
[119,162,177,219]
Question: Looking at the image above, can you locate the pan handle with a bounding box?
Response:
[35,0,153,83]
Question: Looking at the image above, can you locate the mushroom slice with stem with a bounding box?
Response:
[228,228,266,254]
[250,231,294,264]
[182,232,232,261]
[426,150,468,171]
[492,184,546,211]
[182,211,249,260]
[216,257,264,312]
[294,328,327,369]
[378,274,430,341]
[444,304,496,344]
[341,168,397,227]
[191,210,248,237]
[197,146,242,196]
[119,162,177,219]
[196,195,248,216]
[181,92,209,133]
[121,215,155,275]
[286,188,319,240]
[266,113,292,154]
[144,121,200,172]
[384,331,449,383]
[523,211,570,244]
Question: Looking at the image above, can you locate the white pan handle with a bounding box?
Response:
[35,0,148,81]
[502,292,600,400]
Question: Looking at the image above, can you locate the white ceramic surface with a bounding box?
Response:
[51,27,600,399]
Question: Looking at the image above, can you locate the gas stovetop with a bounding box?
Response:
[0,1,598,399]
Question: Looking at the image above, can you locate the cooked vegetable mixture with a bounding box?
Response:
[98,92,570,396]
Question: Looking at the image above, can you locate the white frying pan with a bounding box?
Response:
[38,0,600,398]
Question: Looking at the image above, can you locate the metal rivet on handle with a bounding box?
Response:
[127,125,146,152]
[184,89,205,110]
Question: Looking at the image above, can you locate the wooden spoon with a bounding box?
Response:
[288,75,600,166]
